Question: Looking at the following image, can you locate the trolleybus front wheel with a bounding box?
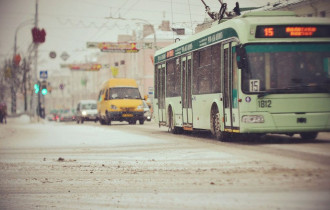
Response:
[211,106,229,142]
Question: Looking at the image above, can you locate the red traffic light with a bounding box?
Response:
[32,27,46,43]
[13,54,21,66]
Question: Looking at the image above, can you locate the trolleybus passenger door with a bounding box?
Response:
[223,42,240,132]
[182,55,193,129]
[158,64,166,124]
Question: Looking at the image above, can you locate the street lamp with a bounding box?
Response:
[10,19,34,114]
[131,18,157,50]
[14,19,34,59]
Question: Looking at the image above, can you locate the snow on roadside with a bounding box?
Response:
[0,116,167,150]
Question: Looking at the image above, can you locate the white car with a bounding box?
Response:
[76,100,98,124]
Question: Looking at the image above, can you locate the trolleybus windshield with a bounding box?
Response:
[241,43,330,94]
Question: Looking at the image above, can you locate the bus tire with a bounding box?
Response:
[105,112,111,125]
[168,106,182,134]
[139,119,144,125]
[300,132,318,140]
[211,106,227,141]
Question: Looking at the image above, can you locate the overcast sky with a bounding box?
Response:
[0,0,279,71]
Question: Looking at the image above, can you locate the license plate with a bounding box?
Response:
[122,113,133,117]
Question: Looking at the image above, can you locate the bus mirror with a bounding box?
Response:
[236,45,247,69]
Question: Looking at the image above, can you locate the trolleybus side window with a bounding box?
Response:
[175,57,181,95]
[166,58,181,97]
[193,51,199,93]
[224,47,230,108]
[187,58,192,108]
[193,44,221,95]
[211,43,221,93]
[154,64,160,99]
[193,46,212,94]
[182,58,187,106]
[154,66,157,99]
[159,65,166,109]
[166,59,175,97]
[232,48,238,108]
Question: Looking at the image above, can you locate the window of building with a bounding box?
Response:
[320,11,326,17]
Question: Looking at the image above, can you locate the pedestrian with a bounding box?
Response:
[0,102,7,124]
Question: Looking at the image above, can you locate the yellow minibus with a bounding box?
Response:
[97,78,145,125]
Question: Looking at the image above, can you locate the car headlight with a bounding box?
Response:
[111,105,118,110]
[82,111,87,116]
[137,104,143,110]
[242,115,264,123]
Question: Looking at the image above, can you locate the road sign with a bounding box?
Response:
[49,51,56,59]
[60,52,70,61]
[40,71,48,79]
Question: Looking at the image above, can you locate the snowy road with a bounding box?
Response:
[0,116,330,209]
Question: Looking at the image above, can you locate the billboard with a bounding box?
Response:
[86,42,139,53]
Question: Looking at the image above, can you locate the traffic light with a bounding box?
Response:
[34,83,40,93]
[13,54,21,66]
[41,81,48,95]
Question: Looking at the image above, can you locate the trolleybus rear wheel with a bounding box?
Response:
[300,132,318,140]
[168,106,182,134]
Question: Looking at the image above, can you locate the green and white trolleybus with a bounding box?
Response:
[153,11,330,141]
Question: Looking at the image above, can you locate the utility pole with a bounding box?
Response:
[33,0,39,119]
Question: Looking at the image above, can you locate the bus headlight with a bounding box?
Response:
[137,104,143,110]
[82,111,87,116]
[111,105,118,110]
[242,115,264,123]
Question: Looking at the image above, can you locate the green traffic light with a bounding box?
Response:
[34,83,40,93]
[41,88,48,95]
